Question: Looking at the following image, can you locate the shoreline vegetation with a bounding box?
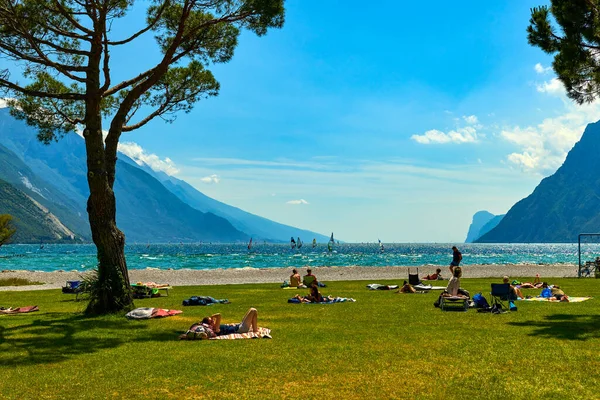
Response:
[0,263,580,291]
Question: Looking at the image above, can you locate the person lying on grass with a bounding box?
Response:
[395,281,416,293]
[502,276,524,300]
[185,308,260,339]
[422,268,443,281]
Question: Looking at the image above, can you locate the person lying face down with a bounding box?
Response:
[423,268,442,280]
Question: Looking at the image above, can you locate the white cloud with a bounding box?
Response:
[536,78,563,96]
[534,63,552,74]
[411,126,478,144]
[501,79,600,173]
[463,115,479,125]
[286,199,309,205]
[117,141,180,176]
[199,174,220,184]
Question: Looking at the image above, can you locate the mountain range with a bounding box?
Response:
[476,120,600,243]
[0,108,328,243]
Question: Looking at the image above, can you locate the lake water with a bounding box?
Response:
[0,243,593,272]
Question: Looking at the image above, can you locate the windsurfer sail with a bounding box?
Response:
[312,238,317,248]
[328,232,334,252]
[290,237,297,250]
[247,237,253,251]
[297,237,302,249]
[378,239,384,252]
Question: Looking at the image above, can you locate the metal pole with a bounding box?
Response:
[578,234,581,278]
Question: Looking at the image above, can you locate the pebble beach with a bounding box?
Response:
[0,263,582,291]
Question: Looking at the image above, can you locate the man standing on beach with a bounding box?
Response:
[450,246,462,268]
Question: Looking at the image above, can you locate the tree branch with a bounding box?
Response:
[0,75,85,100]
[106,0,170,46]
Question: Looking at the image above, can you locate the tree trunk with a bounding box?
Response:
[85,183,133,314]
[83,126,133,314]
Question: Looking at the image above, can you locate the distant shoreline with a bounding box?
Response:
[0,263,580,292]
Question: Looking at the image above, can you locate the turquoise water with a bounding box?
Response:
[0,243,594,272]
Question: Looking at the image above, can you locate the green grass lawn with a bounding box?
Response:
[1,278,600,399]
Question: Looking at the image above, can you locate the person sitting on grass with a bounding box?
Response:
[293,282,333,303]
[423,268,443,281]
[443,266,462,297]
[503,276,524,300]
[290,269,303,288]
[303,268,318,287]
[396,280,416,293]
[200,308,260,337]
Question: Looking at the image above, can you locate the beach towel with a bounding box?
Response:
[288,297,356,304]
[0,305,39,314]
[520,297,592,303]
[414,284,446,291]
[211,327,272,340]
[367,284,399,290]
[282,286,307,290]
[126,307,183,319]
[182,296,230,306]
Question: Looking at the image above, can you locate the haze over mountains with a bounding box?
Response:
[0,109,328,244]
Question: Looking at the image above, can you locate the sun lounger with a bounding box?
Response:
[131,283,172,298]
[440,295,469,311]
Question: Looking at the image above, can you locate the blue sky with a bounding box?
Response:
[81,1,600,241]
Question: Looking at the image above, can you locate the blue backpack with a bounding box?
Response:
[473,293,490,309]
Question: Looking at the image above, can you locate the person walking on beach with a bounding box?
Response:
[450,246,462,268]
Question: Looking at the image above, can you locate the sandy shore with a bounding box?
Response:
[0,264,581,292]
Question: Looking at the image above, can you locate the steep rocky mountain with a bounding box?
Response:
[0,179,82,243]
[465,211,504,243]
[0,108,325,243]
[477,120,600,243]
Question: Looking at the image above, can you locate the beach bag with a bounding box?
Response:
[541,288,552,298]
[472,293,490,309]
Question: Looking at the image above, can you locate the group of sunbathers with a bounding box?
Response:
[504,275,570,301]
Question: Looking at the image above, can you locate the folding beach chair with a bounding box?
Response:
[408,268,421,286]
[490,283,511,310]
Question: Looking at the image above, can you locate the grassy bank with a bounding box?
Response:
[1,278,599,399]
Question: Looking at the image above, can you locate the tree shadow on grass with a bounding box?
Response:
[508,314,600,341]
[0,312,179,367]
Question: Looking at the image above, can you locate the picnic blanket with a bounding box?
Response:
[126,307,183,319]
[520,297,592,303]
[414,284,446,291]
[212,327,272,340]
[182,296,230,306]
[367,284,399,290]
[0,305,39,314]
[288,297,356,304]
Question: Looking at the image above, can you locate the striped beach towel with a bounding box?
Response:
[211,327,271,340]
[520,297,592,303]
